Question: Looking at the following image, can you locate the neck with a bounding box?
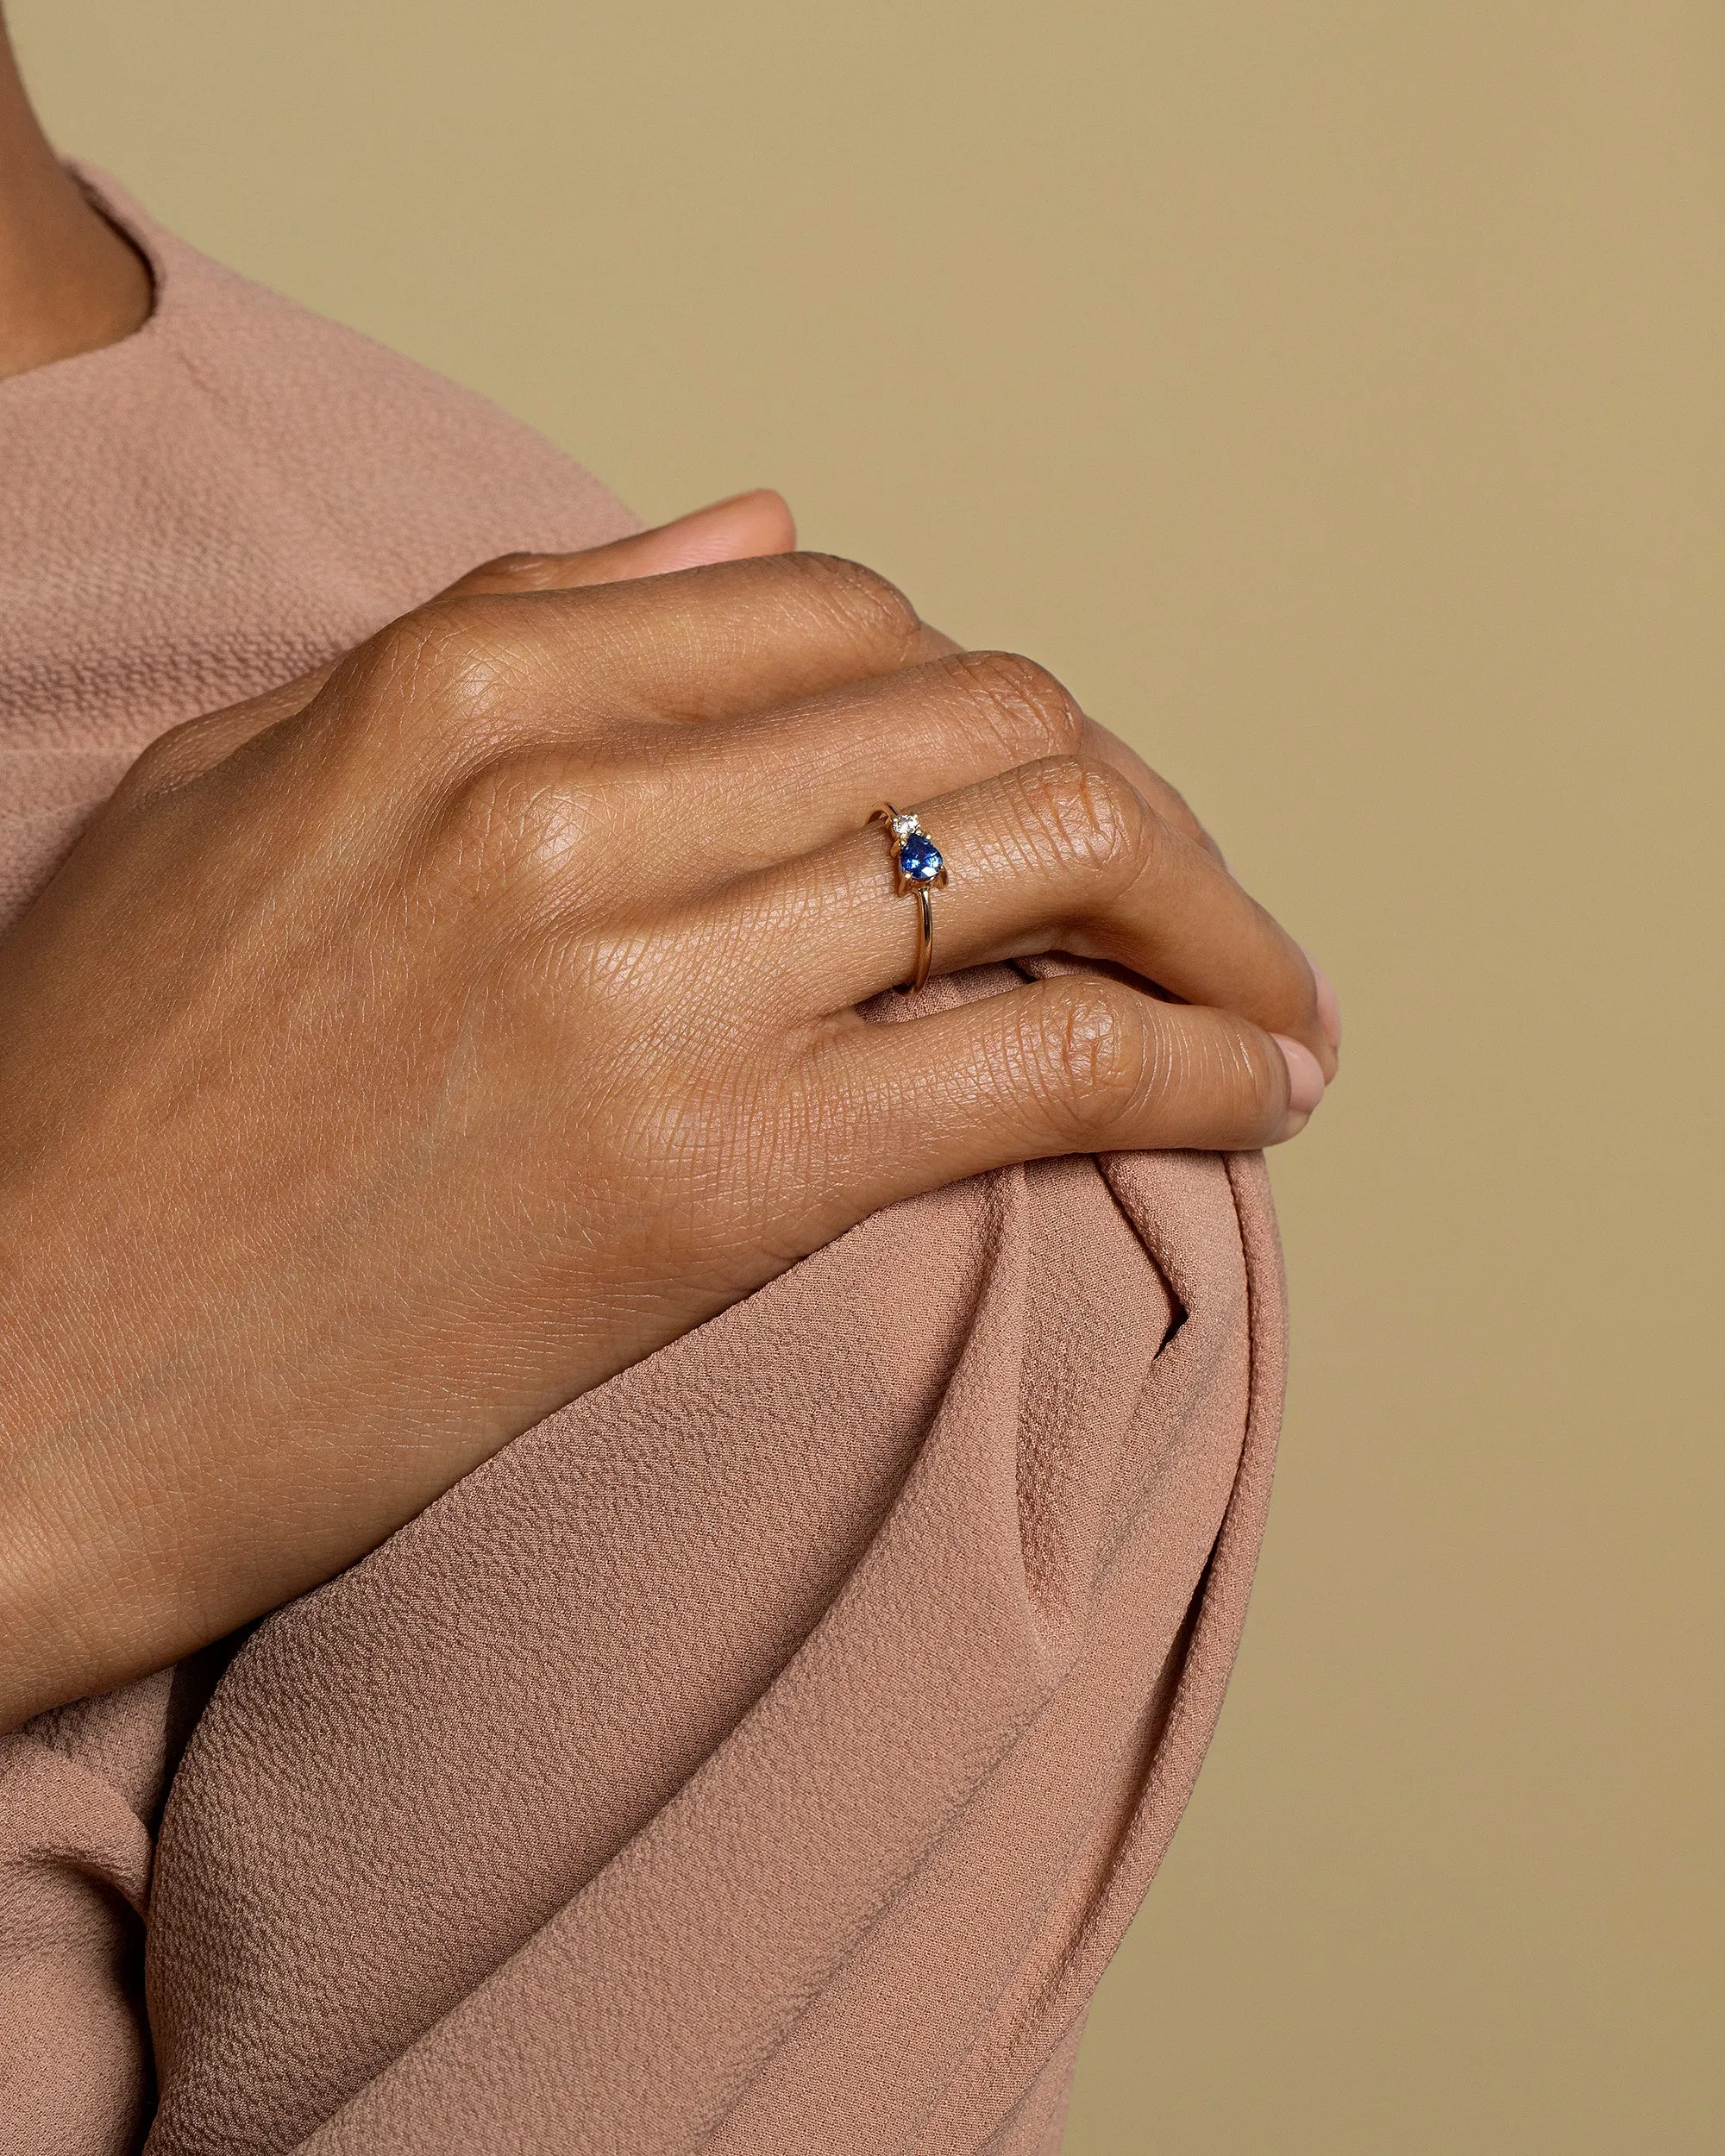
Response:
[0,16,151,381]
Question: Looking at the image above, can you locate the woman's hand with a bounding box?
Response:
[0,525,1333,1727]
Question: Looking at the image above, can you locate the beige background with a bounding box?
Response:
[14,3,1722,2147]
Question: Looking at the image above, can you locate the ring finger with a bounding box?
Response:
[634,649,1220,885]
[729,754,1331,1072]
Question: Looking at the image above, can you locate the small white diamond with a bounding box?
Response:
[891,812,921,839]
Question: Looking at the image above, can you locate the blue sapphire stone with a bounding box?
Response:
[898,830,944,884]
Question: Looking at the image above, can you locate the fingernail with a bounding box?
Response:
[1297,943,1343,1052]
[1272,1034,1327,1118]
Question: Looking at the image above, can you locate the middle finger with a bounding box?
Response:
[646,649,1221,883]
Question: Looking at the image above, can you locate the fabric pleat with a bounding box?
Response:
[0,171,1285,2155]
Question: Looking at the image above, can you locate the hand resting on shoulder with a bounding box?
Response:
[0,500,1335,1728]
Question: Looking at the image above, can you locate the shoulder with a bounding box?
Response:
[0,170,637,744]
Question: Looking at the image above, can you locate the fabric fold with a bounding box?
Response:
[0,169,1286,2156]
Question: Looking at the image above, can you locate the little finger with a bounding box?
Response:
[794,974,1317,1237]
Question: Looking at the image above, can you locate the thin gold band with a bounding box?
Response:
[907,886,934,994]
[872,803,946,995]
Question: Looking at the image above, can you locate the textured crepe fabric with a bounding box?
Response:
[0,174,1287,2156]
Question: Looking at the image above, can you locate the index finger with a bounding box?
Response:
[117,494,804,799]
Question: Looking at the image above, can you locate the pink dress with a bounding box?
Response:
[0,172,1286,2156]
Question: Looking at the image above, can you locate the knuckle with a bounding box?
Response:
[116,723,189,798]
[467,550,550,586]
[1016,756,1145,881]
[372,596,518,700]
[350,596,539,764]
[947,650,1085,763]
[432,550,561,599]
[777,551,923,655]
[362,604,449,681]
[425,750,602,903]
[1022,978,1151,1135]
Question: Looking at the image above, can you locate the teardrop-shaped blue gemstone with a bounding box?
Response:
[899,831,944,883]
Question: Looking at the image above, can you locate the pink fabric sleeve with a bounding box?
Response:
[0,1695,160,2156]
[0,171,1286,2154]
[3,1119,1283,2156]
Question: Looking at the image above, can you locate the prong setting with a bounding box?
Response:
[873,803,944,993]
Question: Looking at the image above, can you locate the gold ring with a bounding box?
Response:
[872,804,947,993]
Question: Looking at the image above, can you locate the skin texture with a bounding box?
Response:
[0,28,1337,1733]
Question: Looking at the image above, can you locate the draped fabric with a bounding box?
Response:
[0,173,1285,2155]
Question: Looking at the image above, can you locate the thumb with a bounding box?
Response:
[120,493,800,798]
[444,489,798,597]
